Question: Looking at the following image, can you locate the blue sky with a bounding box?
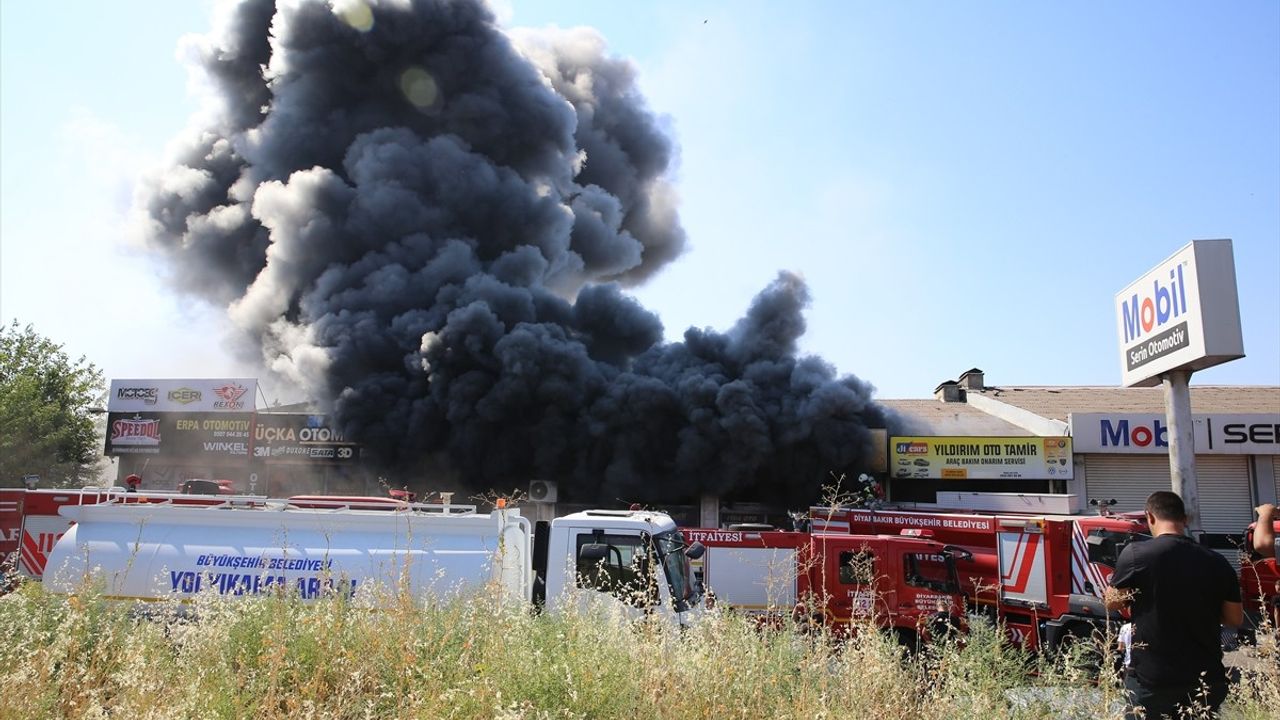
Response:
[2,0,1277,400]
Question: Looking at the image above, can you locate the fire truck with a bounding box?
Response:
[809,505,1151,651]
[40,497,707,625]
[681,525,971,644]
[1241,517,1280,633]
[0,487,235,582]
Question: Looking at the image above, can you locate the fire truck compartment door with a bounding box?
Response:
[997,531,1048,606]
[705,546,797,613]
[19,513,74,580]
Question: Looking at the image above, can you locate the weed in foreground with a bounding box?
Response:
[2,580,1278,720]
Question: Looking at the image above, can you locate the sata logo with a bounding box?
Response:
[1121,263,1188,343]
[1100,419,1168,448]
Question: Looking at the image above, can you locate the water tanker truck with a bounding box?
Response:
[42,496,706,625]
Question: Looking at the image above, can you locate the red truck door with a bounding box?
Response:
[807,535,889,628]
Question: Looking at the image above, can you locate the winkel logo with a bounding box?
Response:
[168,388,202,404]
[1100,418,1168,448]
[212,383,248,410]
[116,387,158,405]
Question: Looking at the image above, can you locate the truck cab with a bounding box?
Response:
[681,526,968,643]
[813,505,1152,650]
[544,509,703,625]
[805,532,969,643]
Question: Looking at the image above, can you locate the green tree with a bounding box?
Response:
[0,320,105,487]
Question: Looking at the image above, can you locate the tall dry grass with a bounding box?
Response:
[0,580,1275,720]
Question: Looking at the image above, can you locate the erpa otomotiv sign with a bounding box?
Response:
[1115,240,1244,387]
[108,379,258,413]
[1070,413,1280,454]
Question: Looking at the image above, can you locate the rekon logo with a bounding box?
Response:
[1100,419,1168,448]
[1121,264,1188,343]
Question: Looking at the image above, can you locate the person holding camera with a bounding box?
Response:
[1104,491,1243,720]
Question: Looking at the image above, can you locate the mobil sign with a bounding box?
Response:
[1071,412,1280,454]
[1115,239,1244,387]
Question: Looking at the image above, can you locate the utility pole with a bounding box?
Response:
[1162,369,1200,536]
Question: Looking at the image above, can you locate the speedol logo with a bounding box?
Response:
[212,383,248,410]
[1100,418,1168,448]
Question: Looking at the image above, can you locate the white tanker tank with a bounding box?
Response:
[44,498,706,625]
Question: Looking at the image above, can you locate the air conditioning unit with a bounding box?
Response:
[528,480,558,503]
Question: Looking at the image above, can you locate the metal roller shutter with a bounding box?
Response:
[1194,455,1252,533]
[1083,455,1169,515]
[1274,456,1280,503]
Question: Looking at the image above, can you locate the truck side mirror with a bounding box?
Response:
[685,542,705,560]
[579,543,610,562]
[941,545,973,562]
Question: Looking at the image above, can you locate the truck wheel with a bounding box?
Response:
[1057,624,1104,678]
[891,627,919,654]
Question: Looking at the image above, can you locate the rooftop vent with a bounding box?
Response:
[934,380,964,403]
[959,368,985,390]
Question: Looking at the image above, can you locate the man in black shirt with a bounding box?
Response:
[1106,491,1243,719]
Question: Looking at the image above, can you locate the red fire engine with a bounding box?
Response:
[681,526,971,644]
[0,487,241,582]
[810,505,1151,650]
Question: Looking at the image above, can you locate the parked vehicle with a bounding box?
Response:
[41,497,706,625]
[681,525,970,644]
[1,487,236,581]
[810,505,1151,650]
[177,479,237,495]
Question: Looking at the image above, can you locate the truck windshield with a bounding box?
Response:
[654,530,700,612]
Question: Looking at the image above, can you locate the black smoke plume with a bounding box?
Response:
[136,0,888,507]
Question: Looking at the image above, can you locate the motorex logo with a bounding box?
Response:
[1121,263,1188,344]
[1100,418,1168,448]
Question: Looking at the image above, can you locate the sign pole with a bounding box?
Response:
[1162,368,1201,536]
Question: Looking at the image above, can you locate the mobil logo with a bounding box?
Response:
[1120,262,1188,343]
[1100,417,1168,449]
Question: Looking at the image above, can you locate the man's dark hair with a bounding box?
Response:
[1145,491,1188,522]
